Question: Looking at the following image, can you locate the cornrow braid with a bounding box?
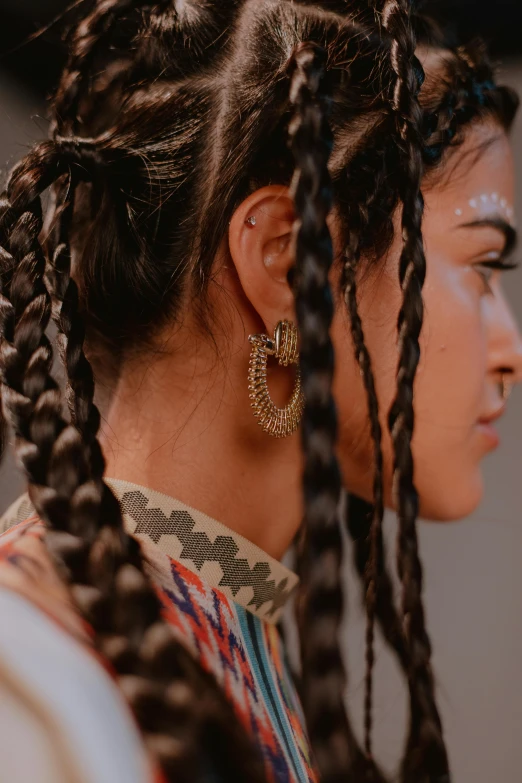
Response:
[131,1,241,82]
[381,2,450,781]
[289,41,384,783]
[0,143,266,783]
[53,0,138,136]
[53,0,241,140]
[421,45,517,165]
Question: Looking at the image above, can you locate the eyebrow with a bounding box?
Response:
[457,217,518,257]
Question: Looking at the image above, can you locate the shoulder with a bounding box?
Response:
[0,587,154,783]
[0,496,90,642]
[0,497,159,783]
[0,498,166,783]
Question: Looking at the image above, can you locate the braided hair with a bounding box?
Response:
[364,3,452,781]
[352,9,518,782]
[0,2,518,783]
[289,41,386,783]
[0,144,267,783]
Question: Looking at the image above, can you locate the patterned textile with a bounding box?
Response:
[2,479,299,624]
[0,480,317,783]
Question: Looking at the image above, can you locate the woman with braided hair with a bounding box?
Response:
[0,2,520,783]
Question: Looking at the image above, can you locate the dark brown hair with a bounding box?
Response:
[0,2,517,783]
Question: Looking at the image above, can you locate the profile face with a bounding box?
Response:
[332,122,522,521]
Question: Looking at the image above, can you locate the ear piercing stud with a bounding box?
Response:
[246,216,257,227]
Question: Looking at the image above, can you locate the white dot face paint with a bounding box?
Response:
[456,192,516,226]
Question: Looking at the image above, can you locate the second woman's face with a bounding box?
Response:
[333,123,522,521]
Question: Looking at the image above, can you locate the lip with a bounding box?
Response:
[476,422,501,450]
[478,404,506,426]
[476,405,506,450]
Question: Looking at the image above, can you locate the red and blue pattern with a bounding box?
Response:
[145,543,317,783]
[0,508,317,783]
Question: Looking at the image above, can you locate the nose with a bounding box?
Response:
[487,287,522,385]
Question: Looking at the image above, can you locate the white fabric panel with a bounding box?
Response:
[0,679,71,783]
[0,588,152,783]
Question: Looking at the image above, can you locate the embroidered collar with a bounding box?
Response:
[1,479,299,624]
[108,479,298,624]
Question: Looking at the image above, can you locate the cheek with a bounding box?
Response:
[413,260,488,519]
[417,263,485,428]
[331,250,489,520]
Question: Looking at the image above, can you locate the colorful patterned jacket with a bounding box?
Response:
[0,479,317,783]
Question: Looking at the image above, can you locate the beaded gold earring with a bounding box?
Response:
[248,320,305,438]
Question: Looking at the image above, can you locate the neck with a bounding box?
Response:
[101,319,304,561]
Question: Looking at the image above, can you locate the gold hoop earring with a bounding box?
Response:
[248,320,305,438]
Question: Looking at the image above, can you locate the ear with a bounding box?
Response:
[229,185,295,337]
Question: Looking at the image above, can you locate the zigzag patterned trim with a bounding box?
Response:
[0,480,299,624]
[107,479,299,624]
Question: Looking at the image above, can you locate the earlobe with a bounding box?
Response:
[228,186,296,335]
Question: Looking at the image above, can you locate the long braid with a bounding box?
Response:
[343,240,385,760]
[381,2,450,780]
[48,145,105,484]
[0,148,63,485]
[337,134,410,758]
[290,41,352,780]
[0,145,266,783]
[346,495,409,673]
[289,42,384,783]
[344,235,411,756]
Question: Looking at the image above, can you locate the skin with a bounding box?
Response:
[102,123,522,560]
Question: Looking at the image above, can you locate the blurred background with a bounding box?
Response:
[0,1,521,781]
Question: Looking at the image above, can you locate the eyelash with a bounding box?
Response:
[474,258,519,293]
